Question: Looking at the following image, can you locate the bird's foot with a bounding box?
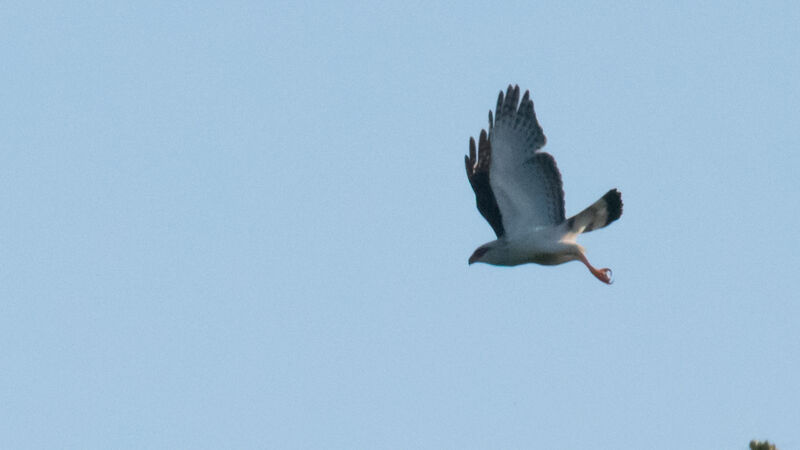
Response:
[592,267,613,284]
[577,252,614,285]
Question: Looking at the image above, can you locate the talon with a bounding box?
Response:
[592,267,613,284]
[602,268,613,284]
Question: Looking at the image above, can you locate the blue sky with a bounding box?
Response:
[2,1,799,448]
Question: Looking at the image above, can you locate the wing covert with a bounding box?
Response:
[487,85,565,235]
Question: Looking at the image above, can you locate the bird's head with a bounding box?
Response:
[468,245,489,265]
[468,241,503,265]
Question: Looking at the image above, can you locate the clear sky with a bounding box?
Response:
[2,1,799,448]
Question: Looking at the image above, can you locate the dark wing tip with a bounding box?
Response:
[602,189,623,224]
[464,131,504,238]
[466,138,477,177]
[469,136,476,159]
[496,91,504,114]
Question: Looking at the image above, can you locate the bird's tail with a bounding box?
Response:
[566,189,623,234]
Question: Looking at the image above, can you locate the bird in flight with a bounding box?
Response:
[465,85,622,284]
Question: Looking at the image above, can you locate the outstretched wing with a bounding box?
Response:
[465,130,504,237]
[487,85,565,236]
